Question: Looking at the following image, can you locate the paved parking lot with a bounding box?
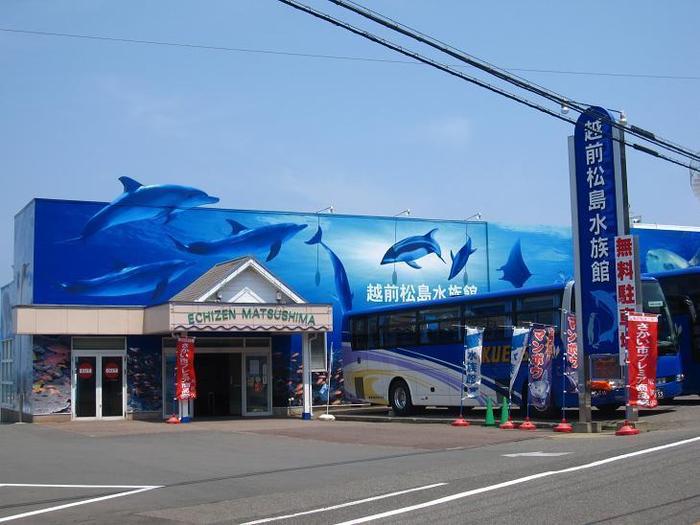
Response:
[0,397,698,524]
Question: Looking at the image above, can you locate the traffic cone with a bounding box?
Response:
[499,398,516,429]
[166,414,180,424]
[499,397,509,425]
[519,417,537,430]
[484,398,496,427]
[553,418,573,433]
[615,420,640,436]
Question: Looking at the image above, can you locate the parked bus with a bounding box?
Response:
[651,267,700,396]
[343,277,681,416]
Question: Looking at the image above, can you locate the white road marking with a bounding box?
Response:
[502,451,572,457]
[239,483,448,525]
[0,483,161,523]
[335,435,700,524]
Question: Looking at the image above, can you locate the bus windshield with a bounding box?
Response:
[642,280,676,354]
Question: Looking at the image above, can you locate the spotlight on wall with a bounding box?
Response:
[276,290,283,303]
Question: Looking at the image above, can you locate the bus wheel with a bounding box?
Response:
[389,379,414,416]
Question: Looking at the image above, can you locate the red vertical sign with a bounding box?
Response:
[176,337,197,400]
[614,235,641,365]
[627,313,658,408]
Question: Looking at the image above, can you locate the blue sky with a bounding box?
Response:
[1,0,698,285]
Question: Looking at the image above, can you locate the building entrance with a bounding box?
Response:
[194,353,242,417]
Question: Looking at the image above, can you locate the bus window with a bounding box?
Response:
[367,315,379,349]
[515,293,561,329]
[418,306,461,345]
[351,316,368,350]
[465,300,512,339]
[380,311,417,347]
[642,280,677,355]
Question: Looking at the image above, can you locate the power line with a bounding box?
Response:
[329,0,700,164]
[1,27,698,81]
[276,0,695,171]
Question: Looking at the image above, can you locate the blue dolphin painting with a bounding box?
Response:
[74,177,219,240]
[305,226,353,312]
[448,236,477,280]
[381,228,445,269]
[170,219,307,262]
[588,290,618,347]
[59,260,193,300]
[498,240,532,288]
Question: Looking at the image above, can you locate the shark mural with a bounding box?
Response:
[448,236,477,282]
[380,228,445,269]
[306,226,353,312]
[170,219,307,262]
[60,260,193,300]
[645,248,700,273]
[71,177,219,240]
[498,240,532,288]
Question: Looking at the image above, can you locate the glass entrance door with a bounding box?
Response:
[244,354,271,415]
[73,353,125,419]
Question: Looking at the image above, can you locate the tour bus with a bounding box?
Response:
[651,267,700,396]
[343,277,681,416]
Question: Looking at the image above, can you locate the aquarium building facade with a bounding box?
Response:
[1,180,698,422]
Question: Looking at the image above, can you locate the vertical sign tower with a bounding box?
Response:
[569,106,629,425]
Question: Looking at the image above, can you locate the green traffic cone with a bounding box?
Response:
[484,397,496,426]
[499,397,509,425]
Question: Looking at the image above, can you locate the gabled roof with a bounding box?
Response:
[170,256,305,304]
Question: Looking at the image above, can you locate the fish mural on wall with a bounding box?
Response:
[69,177,219,240]
[170,219,307,262]
[645,248,700,273]
[305,226,353,312]
[448,236,477,282]
[587,290,618,348]
[498,240,532,288]
[380,228,445,269]
[60,260,193,300]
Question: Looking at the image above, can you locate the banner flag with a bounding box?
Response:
[176,337,197,400]
[627,313,658,408]
[528,325,555,411]
[464,327,484,399]
[510,327,530,393]
[564,312,580,393]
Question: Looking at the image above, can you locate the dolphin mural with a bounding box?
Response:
[587,290,618,347]
[305,226,353,312]
[380,228,445,269]
[498,240,532,288]
[645,248,700,273]
[170,219,307,261]
[70,177,219,240]
[448,236,477,282]
[59,260,193,300]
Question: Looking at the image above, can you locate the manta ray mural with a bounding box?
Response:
[68,177,219,241]
[381,228,445,269]
[170,219,307,262]
[498,240,532,288]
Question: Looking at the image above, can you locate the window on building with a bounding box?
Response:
[309,333,328,372]
[1,339,14,408]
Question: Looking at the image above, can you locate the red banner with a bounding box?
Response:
[627,313,658,408]
[176,337,197,400]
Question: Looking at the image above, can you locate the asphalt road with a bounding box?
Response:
[0,407,699,524]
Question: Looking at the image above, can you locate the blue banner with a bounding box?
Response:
[464,327,484,399]
[510,327,530,393]
[528,326,554,410]
[572,106,623,357]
